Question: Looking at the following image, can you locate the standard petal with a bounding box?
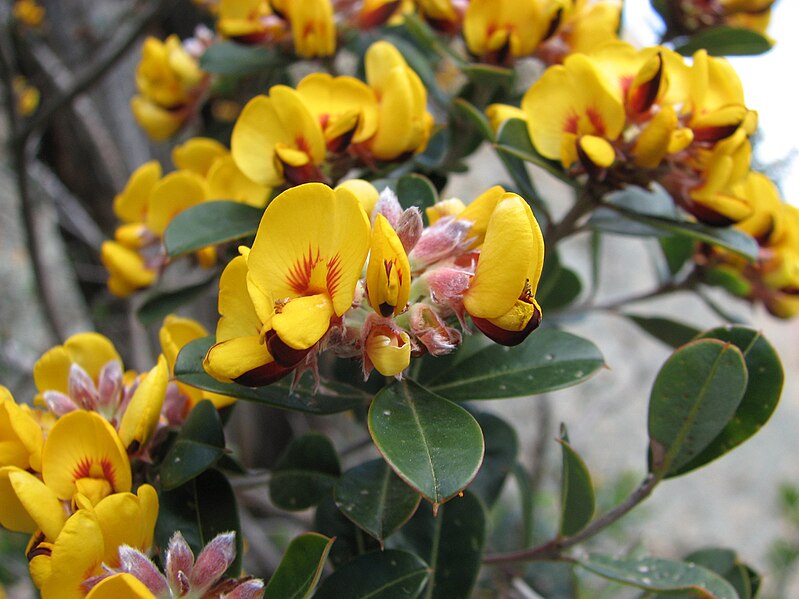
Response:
[113,161,162,224]
[146,170,209,236]
[172,137,228,176]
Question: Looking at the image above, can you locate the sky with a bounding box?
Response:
[624,0,799,203]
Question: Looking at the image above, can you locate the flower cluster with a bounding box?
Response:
[661,0,775,39]
[0,316,237,597]
[503,42,758,227]
[231,40,434,188]
[101,138,269,297]
[203,180,544,385]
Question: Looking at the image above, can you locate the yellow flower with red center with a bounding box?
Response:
[217,0,285,42]
[367,214,412,317]
[272,0,336,57]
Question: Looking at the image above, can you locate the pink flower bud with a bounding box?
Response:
[373,188,403,228]
[43,390,79,416]
[68,363,99,410]
[97,360,124,411]
[166,531,194,595]
[395,207,423,254]
[223,579,266,599]
[409,218,472,267]
[190,532,237,593]
[118,545,169,596]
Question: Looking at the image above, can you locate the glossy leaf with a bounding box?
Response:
[313,549,429,599]
[270,433,341,511]
[495,118,576,186]
[164,201,263,257]
[558,425,595,537]
[400,490,487,599]
[537,251,582,312]
[137,275,217,326]
[684,548,761,599]
[174,337,370,414]
[579,554,739,598]
[424,329,605,400]
[648,339,747,477]
[314,496,381,569]
[335,458,421,542]
[671,326,783,476]
[264,533,334,599]
[155,469,242,577]
[468,411,519,507]
[625,314,701,349]
[397,174,438,213]
[160,400,226,490]
[200,41,283,75]
[675,26,772,57]
[368,380,484,506]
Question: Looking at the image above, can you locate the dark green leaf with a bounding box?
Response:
[451,98,495,142]
[335,459,421,542]
[703,266,753,297]
[579,554,739,598]
[368,380,484,506]
[174,337,370,414]
[400,490,486,599]
[264,533,334,599]
[684,548,761,599]
[461,63,515,100]
[155,469,242,577]
[675,26,772,57]
[495,118,576,186]
[650,0,668,23]
[314,496,381,568]
[396,174,438,212]
[648,339,747,477]
[137,275,217,326]
[660,235,696,276]
[468,411,519,507]
[313,549,429,599]
[604,184,680,219]
[537,251,582,312]
[200,41,284,76]
[625,314,702,349]
[671,326,783,476]
[270,433,340,511]
[425,329,605,400]
[558,425,595,537]
[160,400,226,490]
[164,201,263,257]
[524,562,579,599]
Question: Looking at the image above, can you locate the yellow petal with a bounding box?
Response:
[426,198,466,225]
[159,315,209,374]
[0,391,43,471]
[247,183,371,317]
[86,573,156,599]
[578,135,616,168]
[464,194,544,319]
[457,185,506,248]
[485,103,528,134]
[93,484,159,564]
[172,137,229,176]
[272,293,335,350]
[34,333,122,396]
[367,214,411,316]
[634,105,677,168]
[42,411,131,502]
[366,329,411,377]
[146,170,209,235]
[216,255,265,341]
[203,335,275,383]
[296,73,379,143]
[130,96,185,141]
[207,154,271,207]
[288,0,336,58]
[0,467,39,534]
[101,241,157,297]
[335,179,380,216]
[6,468,66,539]
[113,161,161,224]
[118,355,168,451]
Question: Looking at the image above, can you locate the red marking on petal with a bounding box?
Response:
[586,107,606,136]
[286,245,322,294]
[326,253,343,298]
[564,112,579,134]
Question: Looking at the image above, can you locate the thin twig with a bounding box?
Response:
[483,473,659,565]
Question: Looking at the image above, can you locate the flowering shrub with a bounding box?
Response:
[0,0,790,597]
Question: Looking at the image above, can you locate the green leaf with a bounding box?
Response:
[524,562,579,599]
[200,40,284,76]
[368,380,484,506]
[648,339,747,477]
[400,490,487,599]
[264,533,334,599]
[397,174,438,213]
[624,314,702,349]
[137,275,217,326]
[174,337,370,414]
[461,63,515,100]
[270,433,341,511]
[670,326,783,476]
[451,98,495,142]
[468,411,519,508]
[703,266,753,297]
[155,469,243,577]
[579,554,740,598]
[684,548,761,599]
[160,400,226,490]
[314,496,381,568]
[164,201,263,257]
[424,329,605,400]
[335,459,421,542]
[314,549,429,599]
[558,425,595,537]
[537,251,582,312]
[495,118,576,186]
[675,26,772,57]
[660,235,696,276]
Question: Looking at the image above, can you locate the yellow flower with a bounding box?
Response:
[231,86,326,187]
[365,325,412,377]
[172,137,228,176]
[117,356,168,452]
[545,0,622,60]
[367,214,412,317]
[13,0,45,27]
[521,53,625,170]
[363,41,434,161]
[217,0,280,40]
[463,193,545,345]
[100,241,157,298]
[113,161,162,225]
[12,76,40,116]
[277,0,336,57]
[335,179,380,215]
[0,386,43,471]
[296,73,379,151]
